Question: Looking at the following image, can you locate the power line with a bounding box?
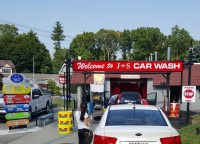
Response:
[0,19,75,39]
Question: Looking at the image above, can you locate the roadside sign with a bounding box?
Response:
[4,94,30,104]
[5,112,30,120]
[5,104,30,113]
[182,86,196,103]
[6,119,29,127]
[59,75,66,84]
[2,73,29,86]
[10,73,24,83]
[2,84,31,94]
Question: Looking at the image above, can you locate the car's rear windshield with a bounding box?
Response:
[121,93,140,100]
[106,109,167,126]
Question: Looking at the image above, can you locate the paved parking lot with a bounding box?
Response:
[0,107,60,144]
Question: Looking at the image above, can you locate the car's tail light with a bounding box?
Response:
[160,136,181,144]
[93,134,117,144]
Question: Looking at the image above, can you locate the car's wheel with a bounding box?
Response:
[45,102,50,114]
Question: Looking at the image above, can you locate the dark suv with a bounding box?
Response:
[117,92,148,105]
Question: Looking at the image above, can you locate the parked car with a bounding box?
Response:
[107,94,118,105]
[117,92,148,105]
[93,104,181,144]
[0,92,6,120]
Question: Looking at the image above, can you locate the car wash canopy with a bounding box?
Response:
[73,61,183,72]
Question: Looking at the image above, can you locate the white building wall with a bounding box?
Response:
[105,79,111,99]
[147,78,167,108]
[147,78,200,111]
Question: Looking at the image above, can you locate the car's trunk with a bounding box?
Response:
[104,125,175,143]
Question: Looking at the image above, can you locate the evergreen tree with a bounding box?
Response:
[51,21,66,50]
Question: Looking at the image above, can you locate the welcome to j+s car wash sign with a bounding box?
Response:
[73,61,183,72]
[182,86,196,103]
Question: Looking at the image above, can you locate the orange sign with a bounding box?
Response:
[6,119,29,127]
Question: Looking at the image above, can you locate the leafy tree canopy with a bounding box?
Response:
[52,48,67,73]
[69,32,99,60]
[167,25,194,60]
[131,27,166,60]
[96,29,120,60]
[119,29,133,60]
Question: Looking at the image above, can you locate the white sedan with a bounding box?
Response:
[93,104,181,144]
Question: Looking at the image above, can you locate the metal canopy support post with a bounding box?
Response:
[65,52,72,111]
[162,73,171,115]
[63,72,66,111]
[180,71,183,104]
[84,72,87,103]
[186,48,192,124]
[82,72,92,103]
[66,60,69,111]
[166,73,170,115]
[66,58,71,111]
[69,65,71,108]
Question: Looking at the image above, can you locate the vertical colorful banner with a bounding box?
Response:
[2,73,31,129]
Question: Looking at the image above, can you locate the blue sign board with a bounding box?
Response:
[10,74,24,83]
[5,104,30,113]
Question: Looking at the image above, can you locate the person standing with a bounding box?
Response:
[75,102,93,144]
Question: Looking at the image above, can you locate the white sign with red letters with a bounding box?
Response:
[182,86,196,103]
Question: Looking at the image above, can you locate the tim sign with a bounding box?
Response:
[73,61,183,72]
[182,86,196,103]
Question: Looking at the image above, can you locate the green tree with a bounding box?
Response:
[185,41,200,64]
[96,29,120,60]
[119,30,133,60]
[51,21,66,50]
[69,32,100,60]
[52,48,67,73]
[0,24,18,59]
[167,25,193,60]
[0,24,18,36]
[11,31,52,73]
[131,27,166,60]
[47,79,61,95]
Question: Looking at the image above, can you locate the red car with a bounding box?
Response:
[116,92,148,105]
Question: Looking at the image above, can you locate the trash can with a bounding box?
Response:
[169,103,179,118]
[88,102,93,114]
[58,111,73,134]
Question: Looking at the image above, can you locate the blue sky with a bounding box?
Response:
[0,0,200,58]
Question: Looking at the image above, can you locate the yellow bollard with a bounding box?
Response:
[58,111,73,134]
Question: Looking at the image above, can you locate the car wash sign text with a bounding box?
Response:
[73,61,183,72]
